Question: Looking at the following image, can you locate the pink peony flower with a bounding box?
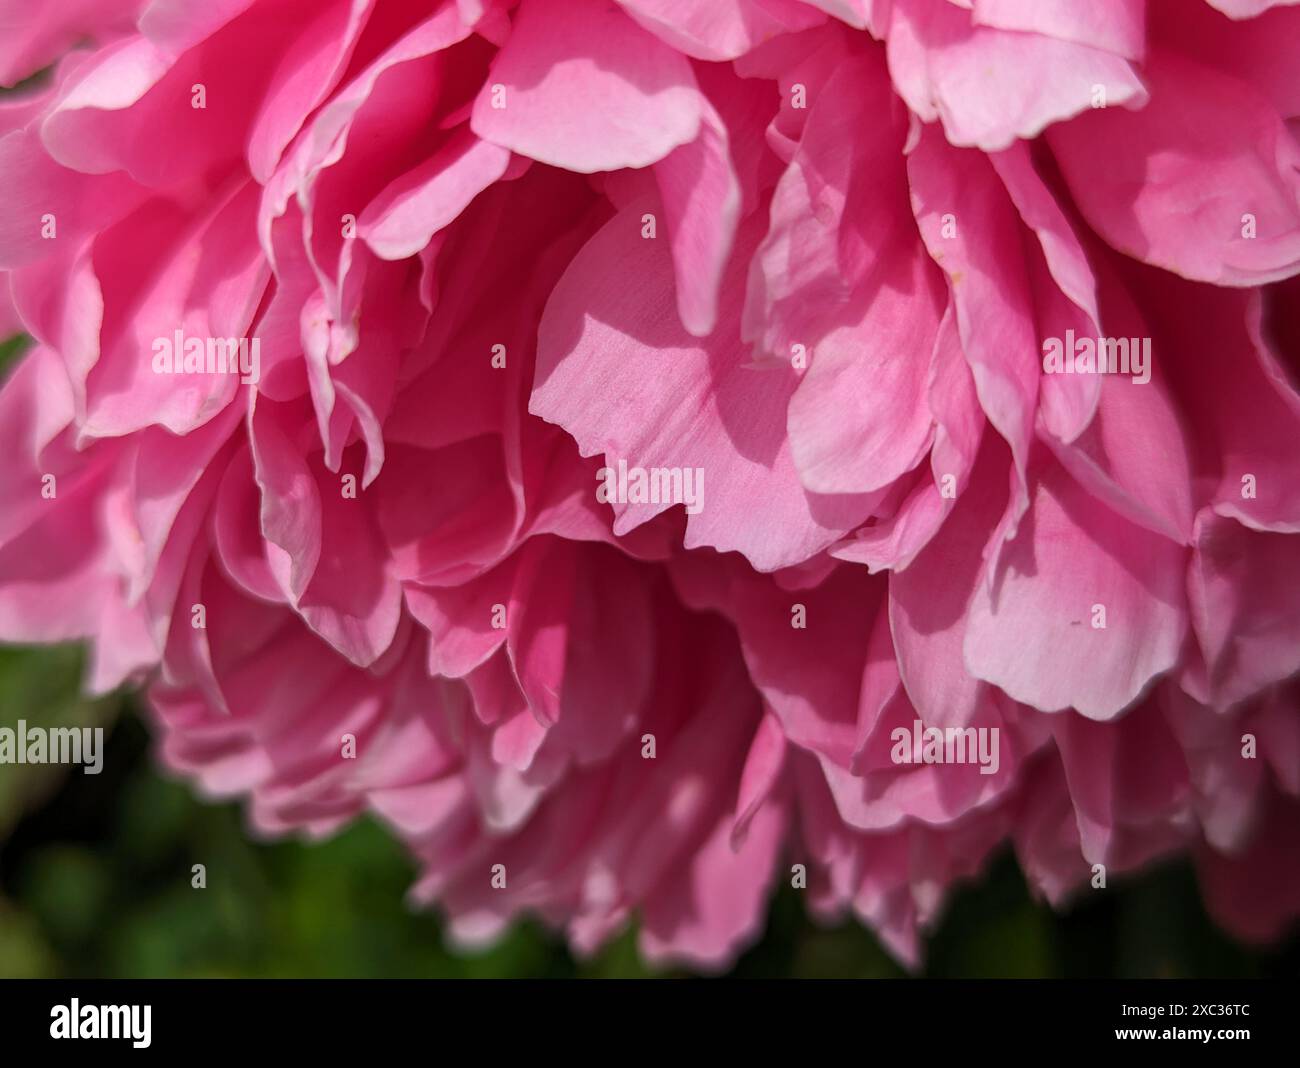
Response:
[2,0,1299,970]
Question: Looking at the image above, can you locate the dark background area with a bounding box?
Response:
[0,643,1296,979]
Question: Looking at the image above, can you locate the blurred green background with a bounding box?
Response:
[0,642,1297,979]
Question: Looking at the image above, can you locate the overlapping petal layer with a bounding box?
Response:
[1,0,1298,969]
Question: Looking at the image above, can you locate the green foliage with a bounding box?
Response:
[0,644,121,838]
[0,334,29,373]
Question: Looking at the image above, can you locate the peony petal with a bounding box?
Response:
[886,0,1147,151]
[359,128,512,261]
[470,0,702,173]
[1189,511,1300,708]
[971,0,1144,60]
[964,460,1187,720]
[616,0,825,60]
[652,71,741,337]
[1049,49,1300,287]
[532,202,878,572]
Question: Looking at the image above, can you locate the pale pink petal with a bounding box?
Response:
[470,0,702,173]
[652,76,741,337]
[532,205,877,572]
[971,0,1145,60]
[360,129,512,261]
[1049,49,1300,287]
[964,462,1187,720]
[886,0,1147,151]
[616,0,825,60]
